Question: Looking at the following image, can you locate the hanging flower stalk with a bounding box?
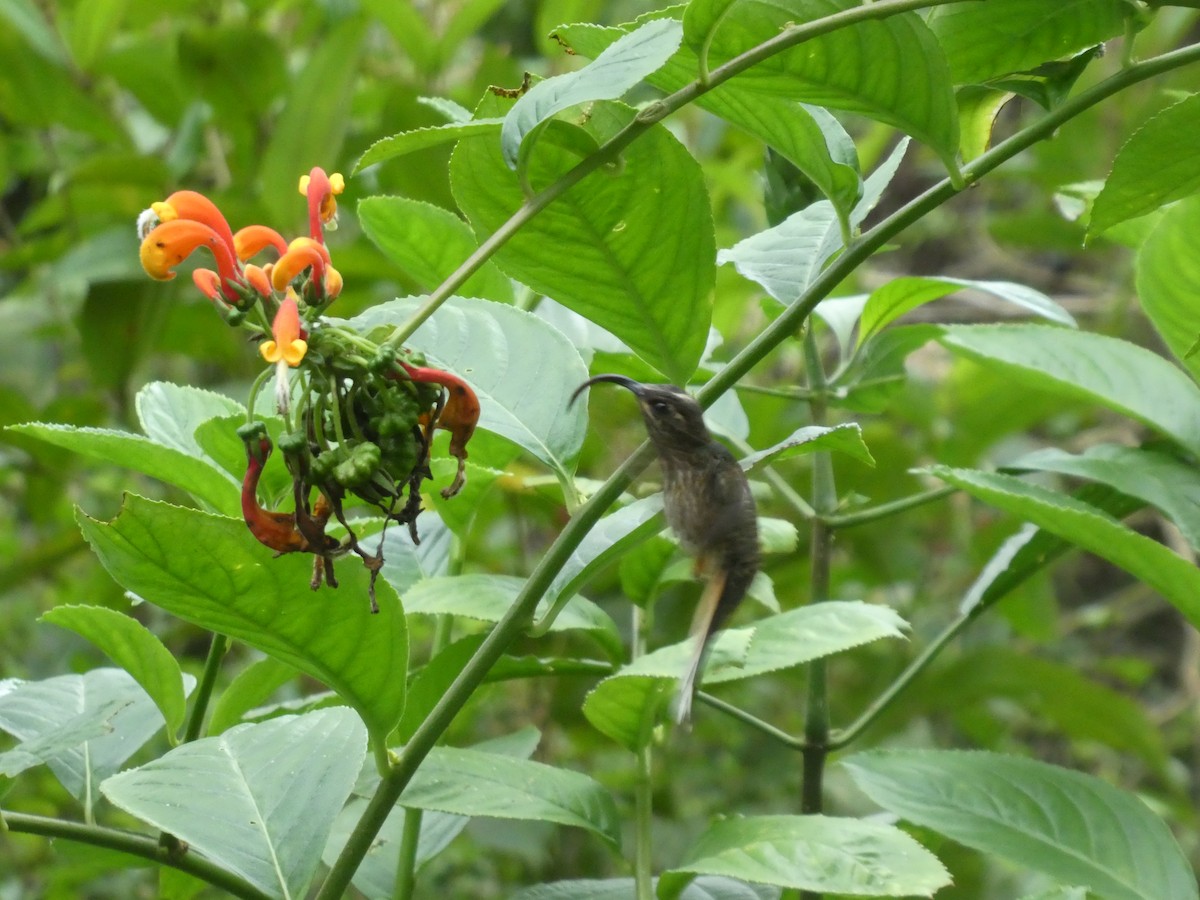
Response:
[138,167,479,610]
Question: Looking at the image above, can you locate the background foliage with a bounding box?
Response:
[4,1,1200,898]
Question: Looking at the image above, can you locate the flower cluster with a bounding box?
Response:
[138,168,479,608]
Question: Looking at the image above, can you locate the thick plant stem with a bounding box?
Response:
[316,40,1200,900]
[315,444,657,900]
[183,633,228,743]
[2,812,273,900]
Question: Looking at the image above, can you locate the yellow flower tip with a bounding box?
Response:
[282,339,308,367]
[150,200,179,223]
[139,219,234,286]
[298,175,311,196]
[260,340,282,364]
[329,173,345,194]
[324,266,343,300]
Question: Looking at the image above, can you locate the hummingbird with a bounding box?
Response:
[571,375,759,724]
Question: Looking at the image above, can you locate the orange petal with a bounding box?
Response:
[140,219,236,287]
[234,224,289,261]
[158,190,237,258]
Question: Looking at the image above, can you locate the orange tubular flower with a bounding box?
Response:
[234,224,289,262]
[151,190,238,258]
[141,219,241,301]
[397,361,480,497]
[299,167,345,242]
[271,237,331,295]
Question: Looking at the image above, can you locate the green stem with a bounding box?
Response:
[729,435,817,521]
[379,0,977,351]
[314,36,1200,900]
[823,486,956,529]
[632,604,654,900]
[2,812,273,900]
[801,330,835,836]
[699,691,806,749]
[393,809,422,900]
[183,633,228,743]
[829,610,967,750]
[243,366,275,423]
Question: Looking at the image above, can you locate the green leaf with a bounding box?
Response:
[502,18,683,169]
[1008,444,1200,549]
[683,0,959,170]
[0,0,68,64]
[259,18,367,223]
[1091,94,1200,236]
[0,669,180,812]
[102,708,366,900]
[78,495,408,743]
[403,574,621,658]
[719,139,908,304]
[741,423,875,470]
[357,196,514,304]
[926,467,1200,630]
[354,118,503,172]
[858,276,1076,346]
[0,695,129,779]
[379,512,452,595]
[398,745,620,847]
[585,602,907,750]
[452,95,714,383]
[40,605,187,739]
[340,297,589,481]
[843,749,1199,900]
[7,424,239,516]
[657,814,949,898]
[559,21,862,227]
[513,876,777,899]
[208,657,298,736]
[927,0,1128,85]
[1135,194,1200,382]
[65,0,129,71]
[938,324,1200,455]
[135,381,243,461]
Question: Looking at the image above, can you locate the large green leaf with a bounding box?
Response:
[451,95,714,383]
[40,604,187,740]
[502,18,682,169]
[927,0,1129,85]
[559,20,862,229]
[927,467,1200,629]
[513,876,777,899]
[858,276,1076,346]
[683,0,959,169]
[585,602,907,750]
[657,814,949,898]
[403,574,621,658]
[357,196,514,304]
[1009,443,1200,549]
[1092,93,1200,237]
[78,495,408,742]
[340,297,589,481]
[844,749,1199,900]
[718,139,908,303]
[7,423,239,515]
[1135,194,1200,382]
[102,709,366,900]
[938,324,1200,455]
[398,745,620,847]
[0,669,178,813]
[135,381,243,460]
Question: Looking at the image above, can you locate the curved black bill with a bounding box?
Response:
[569,373,644,407]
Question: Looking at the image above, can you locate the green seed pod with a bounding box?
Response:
[236,420,268,443]
[334,441,382,488]
[277,431,308,455]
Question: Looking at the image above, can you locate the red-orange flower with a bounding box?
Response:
[140,219,241,302]
[271,236,332,297]
[299,167,345,242]
[234,224,289,262]
[260,295,307,367]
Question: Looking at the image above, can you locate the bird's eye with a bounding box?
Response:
[650,400,671,415]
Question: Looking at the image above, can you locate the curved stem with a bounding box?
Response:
[315,36,1200,900]
[823,486,956,529]
[632,605,654,900]
[2,812,273,900]
[699,691,806,749]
